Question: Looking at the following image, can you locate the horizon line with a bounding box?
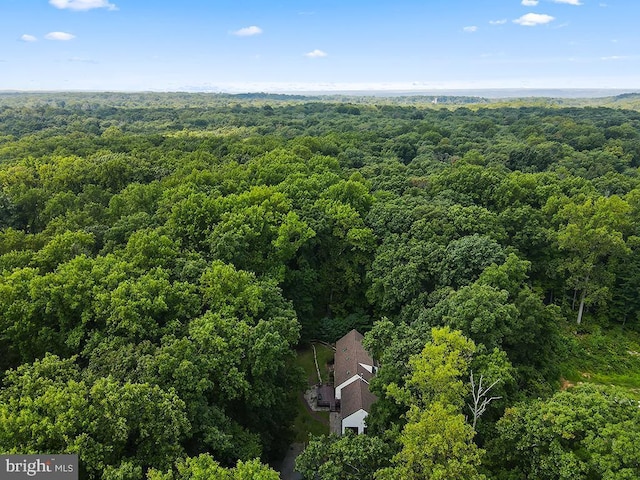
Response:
[1,87,639,100]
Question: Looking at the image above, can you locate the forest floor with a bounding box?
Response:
[560,325,640,395]
[292,344,333,442]
[296,344,334,384]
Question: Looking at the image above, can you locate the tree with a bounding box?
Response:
[147,455,279,480]
[366,236,439,315]
[388,326,476,409]
[609,236,640,330]
[376,402,486,480]
[467,371,501,430]
[97,269,197,342]
[438,234,506,289]
[0,354,190,478]
[380,328,486,480]
[291,186,375,325]
[361,320,428,435]
[553,195,631,324]
[422,283,518,352]
[475,254,564,382]
[295,433,392,480]
[488,384,640,480]
[207,186,314,280]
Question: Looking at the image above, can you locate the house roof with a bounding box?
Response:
[334,329,378,423]
[340,378,377,419]
[334,329,375,387]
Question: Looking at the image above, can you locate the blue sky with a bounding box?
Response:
[0,0,638,92]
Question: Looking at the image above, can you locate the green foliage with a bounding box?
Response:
[488,384,640,480]
[296,344,334,384]
[295,433,392,480]
[32,230,96,271]
[438,234,506,289]
[561,327,640,389]
[388,327,476,409]
[2,93,640,478]
[378,329,488,479]
[0,354,189,477]
[421,254,565,385]
[376,402,486,480]
[315,311,372,343]
[426,283,518,351]
[552,195,632,324]
[147,455,279,480]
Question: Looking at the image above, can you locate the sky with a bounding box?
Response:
[0,0,638,92]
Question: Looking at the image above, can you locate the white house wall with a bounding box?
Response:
[359,363,373,373]
[341,409,369,435]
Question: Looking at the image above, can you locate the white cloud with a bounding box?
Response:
[463,26,478,33]
[514,13,555,26]
[232,26,263,37]
[50,0,117,11]
[522,0,539,5]
[45,31,76,41]
[552,0,582,4]
[20,34,37,42]
[304,49,328,58]
[489,19,507,25]
[601,55,628,61]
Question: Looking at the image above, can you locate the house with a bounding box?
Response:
[339,378,377,434]
[334,329,377,434]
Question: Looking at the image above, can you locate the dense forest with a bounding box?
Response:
[1,92,640,479]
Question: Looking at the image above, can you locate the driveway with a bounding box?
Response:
[278,443,304,480]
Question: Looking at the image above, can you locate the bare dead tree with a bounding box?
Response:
[468,371,502,429]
